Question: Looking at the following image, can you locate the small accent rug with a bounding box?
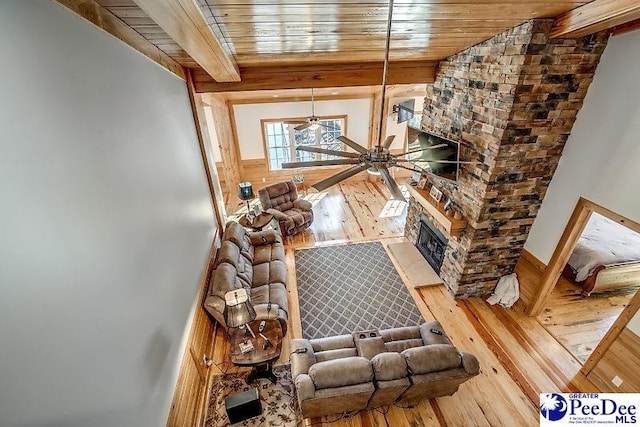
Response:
[204,364,302,427]
[295,241,423,340]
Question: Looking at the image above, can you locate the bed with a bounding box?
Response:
[563,212,640,296]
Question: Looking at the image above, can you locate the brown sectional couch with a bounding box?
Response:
[204,221,289,334]
[290,321,479,418]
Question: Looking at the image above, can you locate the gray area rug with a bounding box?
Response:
[295,242,423,340]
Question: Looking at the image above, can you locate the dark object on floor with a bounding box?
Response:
[295,242,423,339]
[205,364,301,427]
[225,388,262,424]
[259,181,314,236]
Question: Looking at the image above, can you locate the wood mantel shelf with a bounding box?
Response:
[404,180,468,237]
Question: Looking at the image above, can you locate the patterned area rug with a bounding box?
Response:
[295,242,423,340]
[205,364,302,427]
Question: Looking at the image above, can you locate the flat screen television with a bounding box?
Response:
[406,126,460,182]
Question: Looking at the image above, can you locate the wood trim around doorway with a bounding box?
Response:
[525,197,640,317]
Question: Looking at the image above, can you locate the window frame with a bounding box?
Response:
[260,115,348,172]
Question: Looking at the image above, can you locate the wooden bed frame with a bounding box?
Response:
[563,261,640,297]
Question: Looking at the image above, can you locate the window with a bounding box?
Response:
[263,116,346,170]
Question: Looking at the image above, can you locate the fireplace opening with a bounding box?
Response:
[416,217,448,274]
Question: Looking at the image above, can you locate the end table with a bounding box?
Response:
[229,319,283,383]
[239,212,274,232]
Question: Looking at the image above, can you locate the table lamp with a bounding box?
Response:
[238,182,255,214]
[224,289,256,339]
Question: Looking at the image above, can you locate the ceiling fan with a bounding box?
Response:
[280,0,458,201]
[283,88,338,132]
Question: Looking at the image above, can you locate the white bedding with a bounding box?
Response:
[568,213,640,282]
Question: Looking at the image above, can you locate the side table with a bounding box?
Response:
[239,212,274,232]
[229,319,283,383]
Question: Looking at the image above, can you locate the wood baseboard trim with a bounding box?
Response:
[520,249,547,273]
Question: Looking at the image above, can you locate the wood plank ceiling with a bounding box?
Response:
[91,0,599,91]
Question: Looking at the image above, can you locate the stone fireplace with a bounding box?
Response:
[405,19,608,298]
[416,216,448,274]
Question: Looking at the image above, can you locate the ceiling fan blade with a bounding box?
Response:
[296,146,360,158]
[281,158,361,169]
[337,135,368,154]
[311,164,369,192]
[295,123,313,131]
[378,166,406,201]
[382,135,396,149]
[402,159,481,165]
[283,120,307,124]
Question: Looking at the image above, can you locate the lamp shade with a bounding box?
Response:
[223,289,256,328]
[238,182,255,201]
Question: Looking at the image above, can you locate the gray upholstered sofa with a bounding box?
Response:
[204,221,288,335]
[290,321,479,418]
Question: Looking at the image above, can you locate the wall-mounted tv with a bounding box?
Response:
[406,126,460,182]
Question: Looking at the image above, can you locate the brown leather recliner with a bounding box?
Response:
[258,181,313,237]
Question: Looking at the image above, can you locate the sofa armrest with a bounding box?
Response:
[461,351,480,376]
[419,321,453,345]
[295,374,316,401]
[249,228,280,246]
[291,339,316,379]
[203,295,226,328]
[402,344,461,375]
[293,198,312,211]
[266,208,289,222]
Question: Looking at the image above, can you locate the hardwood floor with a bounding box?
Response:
[209,182,602,426]
[536,274,637,364]
[227,180,408,249]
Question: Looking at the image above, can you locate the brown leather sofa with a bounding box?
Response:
[204,221,288,335]
[290,321,479,418]
[258,181,313,237]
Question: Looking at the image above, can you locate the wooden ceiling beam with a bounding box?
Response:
[551,0,640,38]
[192,61,436,93]
[55,0,186,80]
[132,0,240,82]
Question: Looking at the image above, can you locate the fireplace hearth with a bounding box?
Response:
[416,216,448,274]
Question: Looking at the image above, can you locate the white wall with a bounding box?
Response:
[524,30,640,265]
[233,98,372,159]
[0,2,214,426]
[628,311,640,337]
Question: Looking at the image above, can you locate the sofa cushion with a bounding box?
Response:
[251,283,287,309]
[211,263,242,296]
[215,240,240,268]
[402,344,461,375]
[252,260,287,287]
[315,348,358,363]
[223,222,250,250]
[259,181,298,211]
[310,335,355,352]
[384,339,424,353]
[355,336,387,360]
[249,229,280,246]
[283,208,312,226]
[309,356,373,390]
[371,352,408,381]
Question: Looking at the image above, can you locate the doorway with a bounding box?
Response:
[525,197,640,371]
